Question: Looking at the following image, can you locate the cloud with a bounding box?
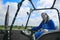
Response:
[0,0,17,25]
[36,0,54,8]
[0,0,59,27]
[0,0,6,25]
[54,0,60,12]
[0,0,30,26]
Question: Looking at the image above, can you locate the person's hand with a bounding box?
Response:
[28,29,35,33]
[43,29,48,33]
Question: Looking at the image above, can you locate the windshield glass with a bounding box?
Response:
[0,0,59,30]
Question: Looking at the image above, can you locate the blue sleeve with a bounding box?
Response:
[48,20,56,30]
[31,22,43,31]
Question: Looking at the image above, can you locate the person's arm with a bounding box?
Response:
[31,22,43,31]
[48,20,56,30]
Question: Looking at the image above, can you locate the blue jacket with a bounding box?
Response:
[31,20,56,31]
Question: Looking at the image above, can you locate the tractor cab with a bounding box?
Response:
[0,0,60,40]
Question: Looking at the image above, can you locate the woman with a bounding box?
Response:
[31,13,56,39]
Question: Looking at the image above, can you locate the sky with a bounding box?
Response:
[0,0,60,27]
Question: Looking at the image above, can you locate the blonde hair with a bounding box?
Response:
[41,13,49,23]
